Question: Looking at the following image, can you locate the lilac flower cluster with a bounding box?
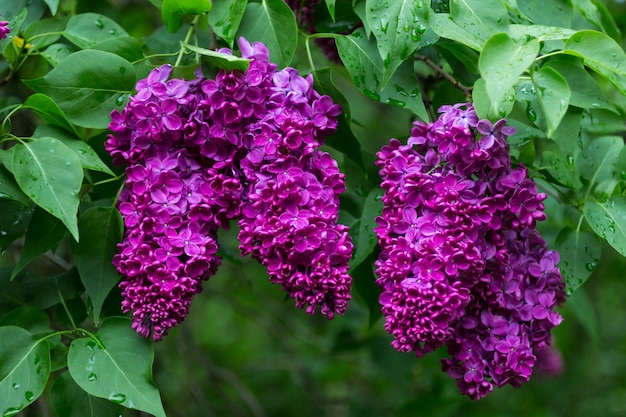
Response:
[0,15,10,39]
[106,38,352,341]
[375,104,566,399]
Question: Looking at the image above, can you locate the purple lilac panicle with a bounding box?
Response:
[106,38,352,340]
[375,103,566,399]
[0,15,10,40]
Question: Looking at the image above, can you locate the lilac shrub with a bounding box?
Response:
[375,104,566,399]
[106,38,352,341]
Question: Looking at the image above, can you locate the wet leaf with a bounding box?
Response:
[350,187,383,269]
[336,29,429,121]
[68,318,166,417]
[479,32,539,116]
[69,207,123,323]
[23,50,136,129]
[564,30,626,95]
[51,371,125,417]
[63,13,128,49]
[236,0,298,68]
[207,0,247,47]
[583,197,626,257]
[11,207,69,280]
[11,138,83,241]
[162,0,212,33]
[532,66,570,138]
[0,326,51,417]
[366,0,430,87]
[555,227,601,294]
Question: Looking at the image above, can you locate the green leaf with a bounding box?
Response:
[181,42,250,71]
[68,317,166,417]
[544,60,614,112]
[0,326,51,417]
[437,41,479,74]
[24,16,69,49]
[479,32,539,115]
[22,93,79,136]
[207,0,248,47]
[11,207,69,280]
[63,13,129,49]
[472,77,515,119]
[51,371,125,417]
[531,66,570,138]
[352,254,383,327]
[0,201,32,253]
[236,0,298,68]
[11,137,83,241]
[325,0,336,21]
[43,0,60,15]
[162,0,213,33]
[552,108,583,164]
[336,29,429,121]
[350,187,383,269]
[91,36,145,63]
[69,207,123,324]
[430,0,509,51]
[541,151,582,189]
[312,67,364,169]
[584,197,626,257]
[566,286,600,344]
[555,227,600,295]
[366,0,430,87]
[509,24,575,42]
[0,306,52,335]
[517,0,572,27]
[23,50,136,129]
[40,43,74,67]
[0,165,29,205]
[578,135,622,186]
[0,267,82,310]
[33,125,115,176]
[564,30,626,96]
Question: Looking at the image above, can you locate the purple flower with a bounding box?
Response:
[375,104,566,399]
[0,15,11,40]
[107,37,351,341]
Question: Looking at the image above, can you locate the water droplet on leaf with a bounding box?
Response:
[109,393,126,404]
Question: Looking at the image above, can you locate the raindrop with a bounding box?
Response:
[526,107,537,122]
[585,262,596,271]
[88,373,98,381]
[65,162,70,167]
[25,391,34,402]
[387,98,406,108]
[0,231,7,236]
[108,28,117,35]
[94,18,105,29]
[3,407,21,417]
[109,393,127,404]
[12,383,20,389]
[49,148,55,153]
[119,66,126,75]
[116,95,125,106]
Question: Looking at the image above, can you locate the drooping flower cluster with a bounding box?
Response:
[106,38,352,341]
[375,104,566,399]
[0,15,10,40]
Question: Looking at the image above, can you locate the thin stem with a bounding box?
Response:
[415,54,473,97]
[175,15,201,67]
[56,278,78,329]
[534,50,565,63]
[132,51,180,65]
[1,106,24,134]
[304,35,316,75]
